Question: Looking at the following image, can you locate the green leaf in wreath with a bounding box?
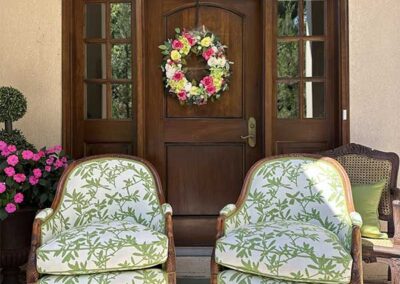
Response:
[158,45,167,50]
[175,28,181,34]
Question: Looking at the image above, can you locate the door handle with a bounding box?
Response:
[241,117,256,148]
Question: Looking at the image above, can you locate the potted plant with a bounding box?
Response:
[0,143,70,283]
[0,87,71,283]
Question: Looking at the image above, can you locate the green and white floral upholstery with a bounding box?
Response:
[218,270,297,284]
[31,156,174,283]
[214,156,361,284]
[38,269,167,284]
[37,220,168,274]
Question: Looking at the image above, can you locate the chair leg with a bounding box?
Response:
[377,257,400,284]
[210,274,218,284]
[167,271,176,284]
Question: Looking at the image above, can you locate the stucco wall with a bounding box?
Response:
[0,0,399,172]
[0,0,62,148]
[349,0,400,180]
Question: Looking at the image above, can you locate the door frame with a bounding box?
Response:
[61,0,350,156]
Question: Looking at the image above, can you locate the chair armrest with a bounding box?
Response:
[350,212,363,228]
[219,204,237,217]
[162,203,173,216]
[35,208,54,221]
[163,203,176,281]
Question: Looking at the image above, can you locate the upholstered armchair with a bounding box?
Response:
[323,143,400,282]
[211,155,363,284]
[27,155,176,284]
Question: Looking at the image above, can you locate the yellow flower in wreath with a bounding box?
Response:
[171,50,181,61]
[190,86,201,95]
[200,36,212,47]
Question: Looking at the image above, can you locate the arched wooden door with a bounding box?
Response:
[144,0,264,245]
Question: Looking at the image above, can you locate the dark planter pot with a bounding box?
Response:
[0,208,36,284]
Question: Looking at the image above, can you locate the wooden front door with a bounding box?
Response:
[145,0,263,246]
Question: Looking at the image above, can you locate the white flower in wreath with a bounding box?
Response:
[217,57,227,67]
[207,57,218,67]
[184,82,192,93]
[166,64,177,79]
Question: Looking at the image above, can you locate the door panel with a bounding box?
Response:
[167,144,244,215]
[145,0,263,245]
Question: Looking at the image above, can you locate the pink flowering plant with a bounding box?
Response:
[0,141,70,220]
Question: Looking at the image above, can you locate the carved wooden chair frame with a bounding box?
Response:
[323,143,400,283]
[26,154,176,284]
[210,154,363,284]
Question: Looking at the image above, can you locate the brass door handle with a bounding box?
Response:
[241,117,256,148]
[241,135,255,139]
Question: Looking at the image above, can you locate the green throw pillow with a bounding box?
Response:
[352,180,388,239]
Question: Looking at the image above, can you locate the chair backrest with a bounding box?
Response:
[41,155,165,243]
[323,143,399,234]
[224,155,354,251]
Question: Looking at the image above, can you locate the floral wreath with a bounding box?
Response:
[159,27,233,105]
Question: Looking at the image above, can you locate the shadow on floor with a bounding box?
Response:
[178,278,209,284]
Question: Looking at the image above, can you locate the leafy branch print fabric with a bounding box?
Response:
[38,269,168,284]
[218,270,298,284]
[224,158,353,251]
[37,220,168,275]
[215,221,352,283]
[40,158,165,243]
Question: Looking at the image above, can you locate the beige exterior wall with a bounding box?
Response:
[0,0,62,148]
[349,0,400,175]
[0,0,399,170]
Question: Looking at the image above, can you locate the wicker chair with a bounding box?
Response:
[323,143,400,282]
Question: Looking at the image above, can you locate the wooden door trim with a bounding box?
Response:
[338,0,350,145]
[62,0,351,156]
[62,0,74,154]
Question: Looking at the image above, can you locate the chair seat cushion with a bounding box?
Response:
[38,269,168,284]
[215,220,352,283]
[37,220,168,275]
[218,270,299,284]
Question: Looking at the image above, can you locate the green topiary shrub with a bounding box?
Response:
[0,86,34,150]
[0,86,27,123]
[0,129,35,150]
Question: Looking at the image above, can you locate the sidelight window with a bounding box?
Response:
[84,1,134,120]
[276,0,326,120]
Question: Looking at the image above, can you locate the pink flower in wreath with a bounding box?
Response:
[14,193,24,204]
[7,145,16,153]
[5,203,16,214]
[4,167,15,177]
[177,91,187,101]
[13,173,26,183]
[202,48,215,60]
[206,85,217,95]
[173,72,184,81]
[33,168,42,178]
[22,150,34,160]
[45,165,52,172]
[0,183,6,194]
[201,76,214,87]
[172,40,184,50]
[29,176,39,185]
[0,141,7,151]
[7,155,19,166]
[183,32,196,46]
